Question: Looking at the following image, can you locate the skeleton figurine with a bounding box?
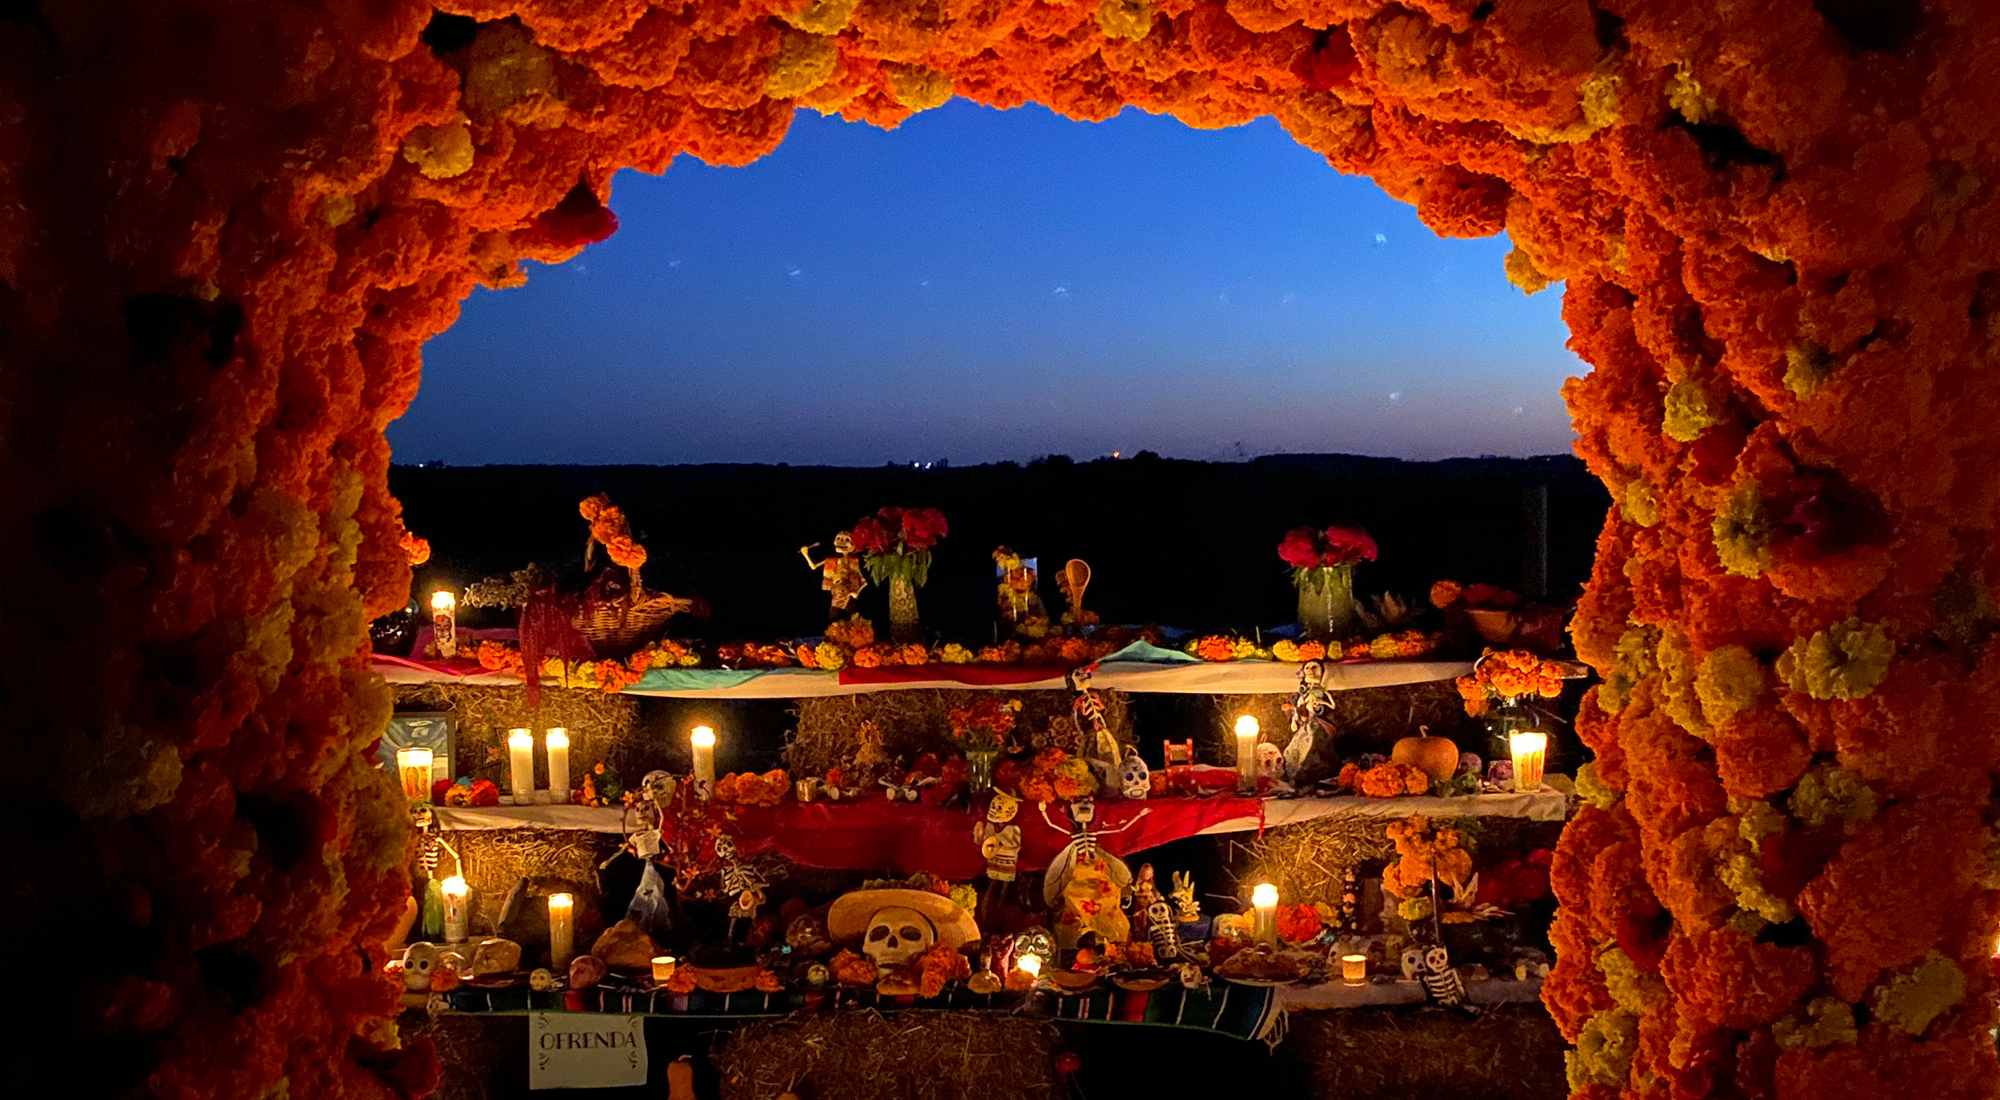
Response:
[1127,863,1163,934]
[1067,668,1122,785]
[799,531,868,616]
[1040,796,1147,908]
[1145,899,1182,962]
[713,835,767,941]
[1282,659,1336,780]
[1417,941,1468,1007]
[974,791,1024,882]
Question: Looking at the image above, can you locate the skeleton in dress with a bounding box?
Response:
[1067,668,1123,786]
[799,531,868,615]
[713,834,767,938]
[1127,863,1163,935]
[1039,796,1149,908]
[1281,659,1336,781]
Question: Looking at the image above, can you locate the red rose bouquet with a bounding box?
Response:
[852,506,949,584]
[1278,525,1378,572]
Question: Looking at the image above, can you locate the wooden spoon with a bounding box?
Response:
[1063,559,1091,611]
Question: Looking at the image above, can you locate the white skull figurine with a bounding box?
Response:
[1400,944,1424,981]
[401,942,441,992]
[863,906,936,969]
[1256,742,1285,780]
[642,770,675,808]
[1119,748,1150,800]
[529,968,555,992]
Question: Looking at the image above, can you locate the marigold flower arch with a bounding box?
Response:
[3,0,1996,1096]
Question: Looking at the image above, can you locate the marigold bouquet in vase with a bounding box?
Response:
[852,506,948,643]
[948,697,1020,793]
[1457,649,1565,763]
[1278,524,1378,639]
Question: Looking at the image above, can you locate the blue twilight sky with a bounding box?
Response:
[393,101,1582,467]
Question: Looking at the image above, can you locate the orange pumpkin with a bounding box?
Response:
[1391,734,1461,782]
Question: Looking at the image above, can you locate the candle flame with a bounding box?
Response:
[1018,954,1041,976]
[441,875,468,899]
[508,728,533,749]
[548,892,573,911]
[545,728,569,749]
[690,725,716,748]
[1251,883,1279,908]
[1234,715,1260,739]
[430,590,455,611]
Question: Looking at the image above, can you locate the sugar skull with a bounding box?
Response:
[1456,752,1483,778]
[1256,742,1284,779]
[400,943,441,992]
[1119,747,1150,800]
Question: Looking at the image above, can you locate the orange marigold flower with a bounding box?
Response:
[1195,635,1235,662]
[1430,580,1463,608]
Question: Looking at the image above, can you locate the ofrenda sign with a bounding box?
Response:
[529,1013,648,1090]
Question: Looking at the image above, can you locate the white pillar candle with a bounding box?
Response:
[508,728,535,803]
[1251,882,1279,946]
[1510,731,1548,793]
[430,590,457,659]
[1234,715,1260,793]
[548,893,575,971]
[441,875,470,943]
[545,728,570,804]
[690,725,716,788]
[395,747,433,801]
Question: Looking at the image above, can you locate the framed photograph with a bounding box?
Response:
[378,711,455,787]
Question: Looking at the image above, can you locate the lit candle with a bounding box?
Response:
[441,875,470,943]
[548,893,575,971]
[1510,731,1548,793]
[508,728,535,803]
[545,728,570,804]
[1017,953,1041,979]
[1234,715,1260,793]
[650,955,676,984]
[1251,882,1279,946]
[1341,954,1368,986]
[430,590,457,659]
[690,725,717,787]
[395,747,433,801]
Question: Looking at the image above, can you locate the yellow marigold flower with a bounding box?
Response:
[1720,851,1794,924]
[1504,246,1550,294]
[1695,645,1765,726]
[1870,954,1966,1037]
[1655,630,1709,738]
[1271,639,1302,662]
[1622,480,1659,526]
[1776,618,1892,701]
[1096,0,1154,40]
[1784,341,1837,398]
[1599,624,1659,715]
[401,117,474,180]
[1663,379,1719,442]
[1712,483,1776,578]
[1575,761,1620,809]
[1773,997,1859,1051]
[1229,637,1260,660]
[883,63,952,111]
[779,0,860,34]
[1565,1010,1637,1092]
[1791,763,1878,827]
[938,643,974,664]
[767,30,839,99]
[1596,946,1664,1013]
[814,642,847,670]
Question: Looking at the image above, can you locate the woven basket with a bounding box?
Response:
[573,566,690,657]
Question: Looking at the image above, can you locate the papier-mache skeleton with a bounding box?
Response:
[1282,658,1336,780]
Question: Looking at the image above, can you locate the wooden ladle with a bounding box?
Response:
[1063,559,1091,614]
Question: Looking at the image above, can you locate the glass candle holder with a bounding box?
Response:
[1340,954,1368,986]
[1509,731,1548,793]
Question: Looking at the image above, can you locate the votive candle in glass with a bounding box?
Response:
[1341,954,1369,986]
[395,747,433,801]
[1234,715,1260,794]
[1509,731,1548,793]
[650,955,676,984]
[548,893,575,971]
[430,590,457,659]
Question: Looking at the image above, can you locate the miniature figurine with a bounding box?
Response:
[1170,870,1200,923]
[1053,850,1130,950]
[974,791,1024,883]
[1256,742,1285,781]
[713,834,767,941]
[851,720,892,787]
[1128,863,1163,932]
[1040,796,1147,908]
[1283,659,1335,779]
[993,547,1047,629]
[401,943,443,992]
[529,967,555,992]
[1418,942,1468,1007]
[1146,899,1182,961]
[1067,668,1122,782]
[800,531,868,616]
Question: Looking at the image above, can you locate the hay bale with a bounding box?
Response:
[393,682,641,788]
[711,1010,1062,1100]
[1281,1003,1567,1100]
[787,689,1130,777]
[1237,815,1400,907]
[1208,678,1480,757]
